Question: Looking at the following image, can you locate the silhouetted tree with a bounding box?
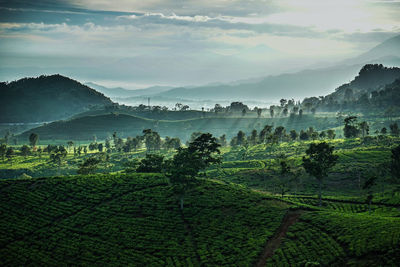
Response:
[249,129,258,146]
[136,154,165,173]
[390,123,399,136]
[327,129,336,139]
[78,157,101,175]
[344,116,359,138]
[302,142,338,206]
[236,131,246,146]
[6,147,14,164]
[359,121,369,138]
[257,108,262,118]
[0,144,7,161]
[20,145,30,158]
[29,133,39,150]
[290,130,298,141]
[166,133,220,209]
[363,175,377,214]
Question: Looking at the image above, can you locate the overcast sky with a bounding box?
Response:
[0,0,399,88]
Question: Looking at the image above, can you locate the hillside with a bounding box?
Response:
[19,113,340,141]
[304,64,400,111]
[0,173,289,266]
[1,173,399,265]
[0,75,113,123]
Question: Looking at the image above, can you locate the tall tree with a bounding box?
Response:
[302,142,338,206]
[343,116,359,138]
[390,145,400,193]
[249,129,258,146]
[0,144,6,161]
[166,133,220,209]
[359,121,369,138]
[390,123,399,136]
[29,133,39,150]
[6,147,14,164]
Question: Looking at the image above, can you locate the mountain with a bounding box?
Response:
[154,34,400,102]
[86,82,173,99]
[303,64,400,111]
[155,64,363,101]
[350,34,400,64]
[0,75,113,123]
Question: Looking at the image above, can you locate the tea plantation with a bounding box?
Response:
[0,173,290,266]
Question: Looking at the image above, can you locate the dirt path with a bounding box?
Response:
[255,209,303,267]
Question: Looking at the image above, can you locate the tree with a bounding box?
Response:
[299,130,309,141]
[249,130,258,146]
[270,108,274,118]
[326,129,336,140]
[278,160,291,197]
[67,141,74,152]
[98,143,104,152]
[187,133,221,172]
[290,130,298,141]
[363,175,377,214]
[236,131,246,146]
[0,144,6,161]
[381,127,387,135]
[6,147,14,164]
[390,123,399,136]
[20,145,30,158]
[282,108,288,117]
[391,145,400,193]
[259,125,273,144]
[136,154,165,173]
[359,121,369,138]
[257,108,262,118]
[241,108,247,116]
[217,134,227,147]
[274,126,286,143]
[343,116,359,138]
[166,133,221,210]
[143,129,161,152]
[280,99,287,108]
[29,133,39,150]
[302,142,338,206]
[77,157,102,175]
[298,109,303,117]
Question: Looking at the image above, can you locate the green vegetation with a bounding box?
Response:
[2,64,400,265]
[0,75,112,123]
[0,173,289,266]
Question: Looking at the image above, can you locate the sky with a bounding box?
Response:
[0,0,399,88]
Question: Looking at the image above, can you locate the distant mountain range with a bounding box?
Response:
[0,75,113,123]
[85,82,173,99]
[148,34,400,102]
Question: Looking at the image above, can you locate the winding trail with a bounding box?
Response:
[255,209,303,267]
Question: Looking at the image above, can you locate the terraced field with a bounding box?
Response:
[0,173,290,266]
[266,211,400,266]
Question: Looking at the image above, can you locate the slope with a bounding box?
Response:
[19,113,340,141]
[0,75,113,123]
[0,173,289,266]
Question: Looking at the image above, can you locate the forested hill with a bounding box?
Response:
[0,75,113,123]
[303,64,400,111]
